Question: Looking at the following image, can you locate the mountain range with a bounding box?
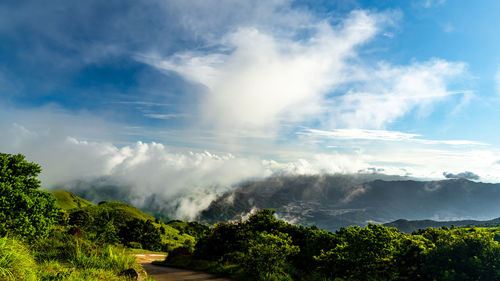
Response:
[198,175,500,231]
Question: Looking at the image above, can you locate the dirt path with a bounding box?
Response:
[135,253,234,281]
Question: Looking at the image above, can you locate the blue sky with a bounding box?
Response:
[2,0,500,214]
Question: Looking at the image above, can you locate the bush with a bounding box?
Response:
[0,236,37,281]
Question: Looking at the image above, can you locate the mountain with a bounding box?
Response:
[384,217,500,233]
[199,175,500,231]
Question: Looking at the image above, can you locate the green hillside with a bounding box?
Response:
[51,191,196,251]
[96,201,156,221]
[50,190,94,210]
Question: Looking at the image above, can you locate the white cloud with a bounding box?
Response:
[330,59,467,128]
[141,9,467,136]
[301,128,419,142]
[143,113,186,120]
[301,128,488,146]
[138,10,383,135]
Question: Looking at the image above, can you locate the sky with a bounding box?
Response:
[2,0,500,216]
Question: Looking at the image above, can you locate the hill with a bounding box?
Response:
[199,175,500,231]
[51,190,196,250]
[383,217,500,233]
[95,201,157,221]
[50,190,94,210]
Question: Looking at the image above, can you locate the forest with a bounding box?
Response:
[3,152,500,280]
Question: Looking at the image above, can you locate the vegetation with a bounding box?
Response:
[163,209,500,281]
[0,236,37,281]
[0,153,58,240]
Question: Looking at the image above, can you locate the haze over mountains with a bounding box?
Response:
[61,174,500,231]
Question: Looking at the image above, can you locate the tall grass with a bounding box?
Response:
[0,236,37,281]
[71,241,136,271]
[31,230,139,280]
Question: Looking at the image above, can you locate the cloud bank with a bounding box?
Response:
[2,118,500,219]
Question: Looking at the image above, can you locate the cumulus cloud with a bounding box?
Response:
[139,10,383,135]
[141,8,467,137]
[443,171,480,180]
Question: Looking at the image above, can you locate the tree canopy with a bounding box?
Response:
[0,153,58,240]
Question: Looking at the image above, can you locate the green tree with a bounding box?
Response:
[315,224,404,280]
[0,153,58,240]
[244,232,299,281]
[118,218,162,251]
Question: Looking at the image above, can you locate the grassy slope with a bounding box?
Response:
[51,190,94,210]
[94,202,195,247]
[96,201,156,221]
[52,190,195,249]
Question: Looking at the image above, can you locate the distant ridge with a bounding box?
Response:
[199,175,500,231]
[383,217,500,233]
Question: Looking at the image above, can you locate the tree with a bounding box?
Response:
[0,153,58,240]
[117,218,162,251]
[315,224,404,280]
[243,232,299,280]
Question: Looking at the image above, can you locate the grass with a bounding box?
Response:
[0,236,37,281]
[70,242,136,271]
[28,228,143,281]
[96,201,156,221]
[51,190,94,210]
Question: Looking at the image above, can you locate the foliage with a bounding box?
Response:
[167,220,210,240]
[118,218,162,251]
[0,153,58,240]
[243,232,299,280]
[167,208,500,281]
[59,197,195,251]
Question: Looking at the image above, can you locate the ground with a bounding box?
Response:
[135,253,234,281]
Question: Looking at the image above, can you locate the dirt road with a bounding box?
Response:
[135,253,234,281]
